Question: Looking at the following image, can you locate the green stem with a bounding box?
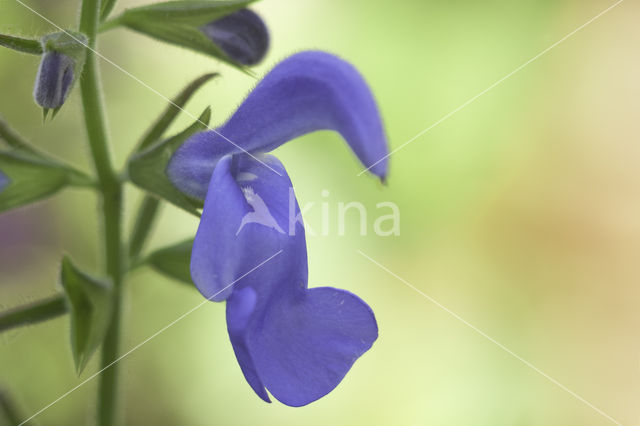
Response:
[0,296,67,333]
[129,195,161,261]
[79,0,123,425]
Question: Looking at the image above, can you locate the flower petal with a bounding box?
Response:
[168,51,388,199]
[190,153,307,302]
[201,9,269,66]
[227,283,378,406]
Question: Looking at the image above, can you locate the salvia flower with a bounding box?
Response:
[33,31,87,114]
[201,9,269,66]
[167,51,388,406]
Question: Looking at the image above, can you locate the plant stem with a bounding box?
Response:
[0,296,67,333]
[0,34,43,55]
[129,195,161,262]
[79,0,123,425]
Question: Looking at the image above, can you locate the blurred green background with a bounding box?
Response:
[1,0,638,424]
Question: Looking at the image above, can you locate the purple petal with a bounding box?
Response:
[192,153,377,404]
[201,9,269,66]
[168,51,389,199]
[227,283,378,406]
[190,153,307,302]
[33,51,74,109]
[0,170,9,193]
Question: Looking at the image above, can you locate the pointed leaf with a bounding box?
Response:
[0,151,71,213]
[0,34,42,55]
[137,72,218,152]
[100,0,118,21]
[121,0,256,25]
[128,108,210,214]
[60,256,113,374]
[0,117,94,187]
[122,20,242,69]
[147,239,194,285]
[0,117,39,154]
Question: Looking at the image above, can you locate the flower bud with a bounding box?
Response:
[32,31,87,115]
[34,51,75,109]
[201,9,269,66]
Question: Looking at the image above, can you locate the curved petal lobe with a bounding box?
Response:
[168,51,388,199]
[227,284,378,406]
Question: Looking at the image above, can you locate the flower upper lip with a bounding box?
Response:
[167,50,389,200]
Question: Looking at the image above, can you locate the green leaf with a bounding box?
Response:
[146,239,194,285]
[0,33,43,55]
[107,0,255,70]
[129,196,162,261]
[121,0,255,25]
[0,116,40,155]
[0,151,75,213]
[128,107,210,215]
[100,0,119,22]
[137,72,218,152]
[0,117,94,188]
[60,256,113,374]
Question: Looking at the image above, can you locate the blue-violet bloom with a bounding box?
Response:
[201,9,269,66]
[168,51,388,406]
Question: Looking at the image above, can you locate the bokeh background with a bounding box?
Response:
[1,0,639,424]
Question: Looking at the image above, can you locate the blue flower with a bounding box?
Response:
[201,9,269,66]
[0,169,9,193]
[167,51,388,406]
[33,50,75,109]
